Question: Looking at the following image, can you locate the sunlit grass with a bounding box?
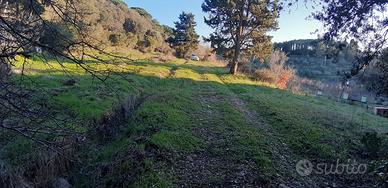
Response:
[4,52,388,187]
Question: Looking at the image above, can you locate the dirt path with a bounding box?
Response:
[224,89,315,187]
[169,64,318,187]
[173,85,268,187]
[210,77,319,187]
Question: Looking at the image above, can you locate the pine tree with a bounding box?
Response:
[170,12,200,58]
[202,0,278,74]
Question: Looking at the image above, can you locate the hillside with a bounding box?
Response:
[1,52,387,187]
[287,55,353,81]
[2,0,388,187]
[275,39,356,82]
[44,0,172,52]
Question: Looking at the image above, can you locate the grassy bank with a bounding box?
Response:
[1,53,387,187]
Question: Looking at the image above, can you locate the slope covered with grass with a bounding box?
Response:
[1,53,387,187]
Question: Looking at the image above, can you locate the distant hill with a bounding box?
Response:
[286,55,353,82]
[274,39,320,56]
[45,0,172,52]
[275,39,357,82]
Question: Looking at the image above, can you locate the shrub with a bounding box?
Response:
[155,43,173,55]
[136,30,161,53]
[124,33,139,49]
[242,50,296,89]
[108,33,122,46]
[361,132,382,158]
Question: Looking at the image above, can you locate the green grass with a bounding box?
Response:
[225,84,388,160]
[2,53,388,187]
[151,131,202,153]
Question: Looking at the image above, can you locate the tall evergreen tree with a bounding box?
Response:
[170,12,199,58]
[202,0,278,74]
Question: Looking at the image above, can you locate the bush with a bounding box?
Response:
[155,43,173,55]
[242,50,296,89]
[108,33,122,46]
[361,132,382,158]
[136,30,161,53]
[124,33,139,49]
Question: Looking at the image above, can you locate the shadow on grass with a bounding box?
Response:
[4,60,388,187]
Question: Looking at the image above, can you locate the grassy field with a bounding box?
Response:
[1,53,387,187]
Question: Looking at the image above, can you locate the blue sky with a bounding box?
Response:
[125,0,323,43]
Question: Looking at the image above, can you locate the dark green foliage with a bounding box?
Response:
[202,0,278,74]
[108,33,122,46]
[170,12,199,58]
[375,49,388,95]
[314,0,386,44]
[274,39,359,61]
[123,18,136,33]
[275,39,320,56]
[161,25,174,36]
[40,22,74,53]
[361,132,382,158]
[313,0,387,77]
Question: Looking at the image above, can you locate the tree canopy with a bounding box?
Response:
[170,12,200,58]
[312,0,387,77]
[202,0,278,74]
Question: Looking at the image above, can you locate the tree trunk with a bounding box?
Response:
[230,60,239,75]
[230,4,244,75]
[230,45,240,75]
[230,27,242,75]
